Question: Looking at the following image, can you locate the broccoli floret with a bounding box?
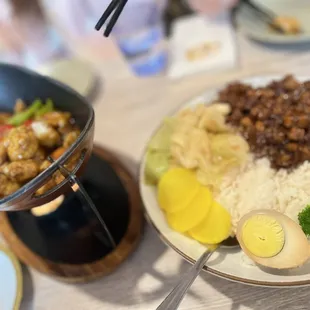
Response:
[298,205,310,236]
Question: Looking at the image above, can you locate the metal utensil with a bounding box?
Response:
[156,238,239,310]
[156,249,214,310]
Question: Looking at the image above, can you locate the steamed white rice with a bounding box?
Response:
[215,156,310,234]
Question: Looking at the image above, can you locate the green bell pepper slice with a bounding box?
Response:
[7,99,43,126]
[35,98,54,117]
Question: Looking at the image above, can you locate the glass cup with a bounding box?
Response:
[111,0,168,76]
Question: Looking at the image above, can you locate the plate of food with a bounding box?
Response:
[236,0,310,44]
[140,74,310,287]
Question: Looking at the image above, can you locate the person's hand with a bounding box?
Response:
[186,0,239,15]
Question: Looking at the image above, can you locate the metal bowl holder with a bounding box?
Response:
[47,153,116,250]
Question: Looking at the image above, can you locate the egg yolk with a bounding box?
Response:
[241,214,285,258]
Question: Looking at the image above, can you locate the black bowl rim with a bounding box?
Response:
[0,63,95,207]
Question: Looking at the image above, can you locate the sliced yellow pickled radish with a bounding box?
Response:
[189,201,231,244]
[158,168,200,213]
[166,186,212,233]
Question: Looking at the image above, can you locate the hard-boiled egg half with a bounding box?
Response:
[236,210,310,269]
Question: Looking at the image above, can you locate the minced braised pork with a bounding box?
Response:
[218,75,310,169]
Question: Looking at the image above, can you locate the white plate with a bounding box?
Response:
[0,245,23,310]
[139,75,310,287]
[236,0,310,44]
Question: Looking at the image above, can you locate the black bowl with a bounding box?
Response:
[0,64,95,211]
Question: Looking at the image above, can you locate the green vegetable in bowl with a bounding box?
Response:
[148,118,174,152]
[35,98,54,117]
[298,205,310,236]
[7,99,43,126]
[144,150,170,185]
[144,119,175,185]
[7,98,55,126]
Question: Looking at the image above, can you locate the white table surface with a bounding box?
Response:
[6,31,310,310]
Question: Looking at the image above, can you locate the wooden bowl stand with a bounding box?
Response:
[0,145,144,283]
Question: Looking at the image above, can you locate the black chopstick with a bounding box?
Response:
[95,0,128,37]
[104,0,128,37]
[95,0,119,31]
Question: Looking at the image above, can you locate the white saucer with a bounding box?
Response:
[236,0,310,44]
[37,58,96,97]
[0,245,23,310]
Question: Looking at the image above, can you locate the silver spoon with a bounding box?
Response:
[156,238,239,310]
[156,249,213,310]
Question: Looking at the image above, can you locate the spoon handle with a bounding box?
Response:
[156,250,213,310]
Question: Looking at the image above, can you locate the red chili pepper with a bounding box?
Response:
[0,124,13,139]
[0,124,13,132]
[24,119,33,126]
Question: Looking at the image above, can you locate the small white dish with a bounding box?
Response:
[37,58,96,97]
[0,245,23,310]
[236,0,310,44]
[168,14,237,79]
[139,75,310,287]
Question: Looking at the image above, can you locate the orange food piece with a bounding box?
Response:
[51,147,66,160]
